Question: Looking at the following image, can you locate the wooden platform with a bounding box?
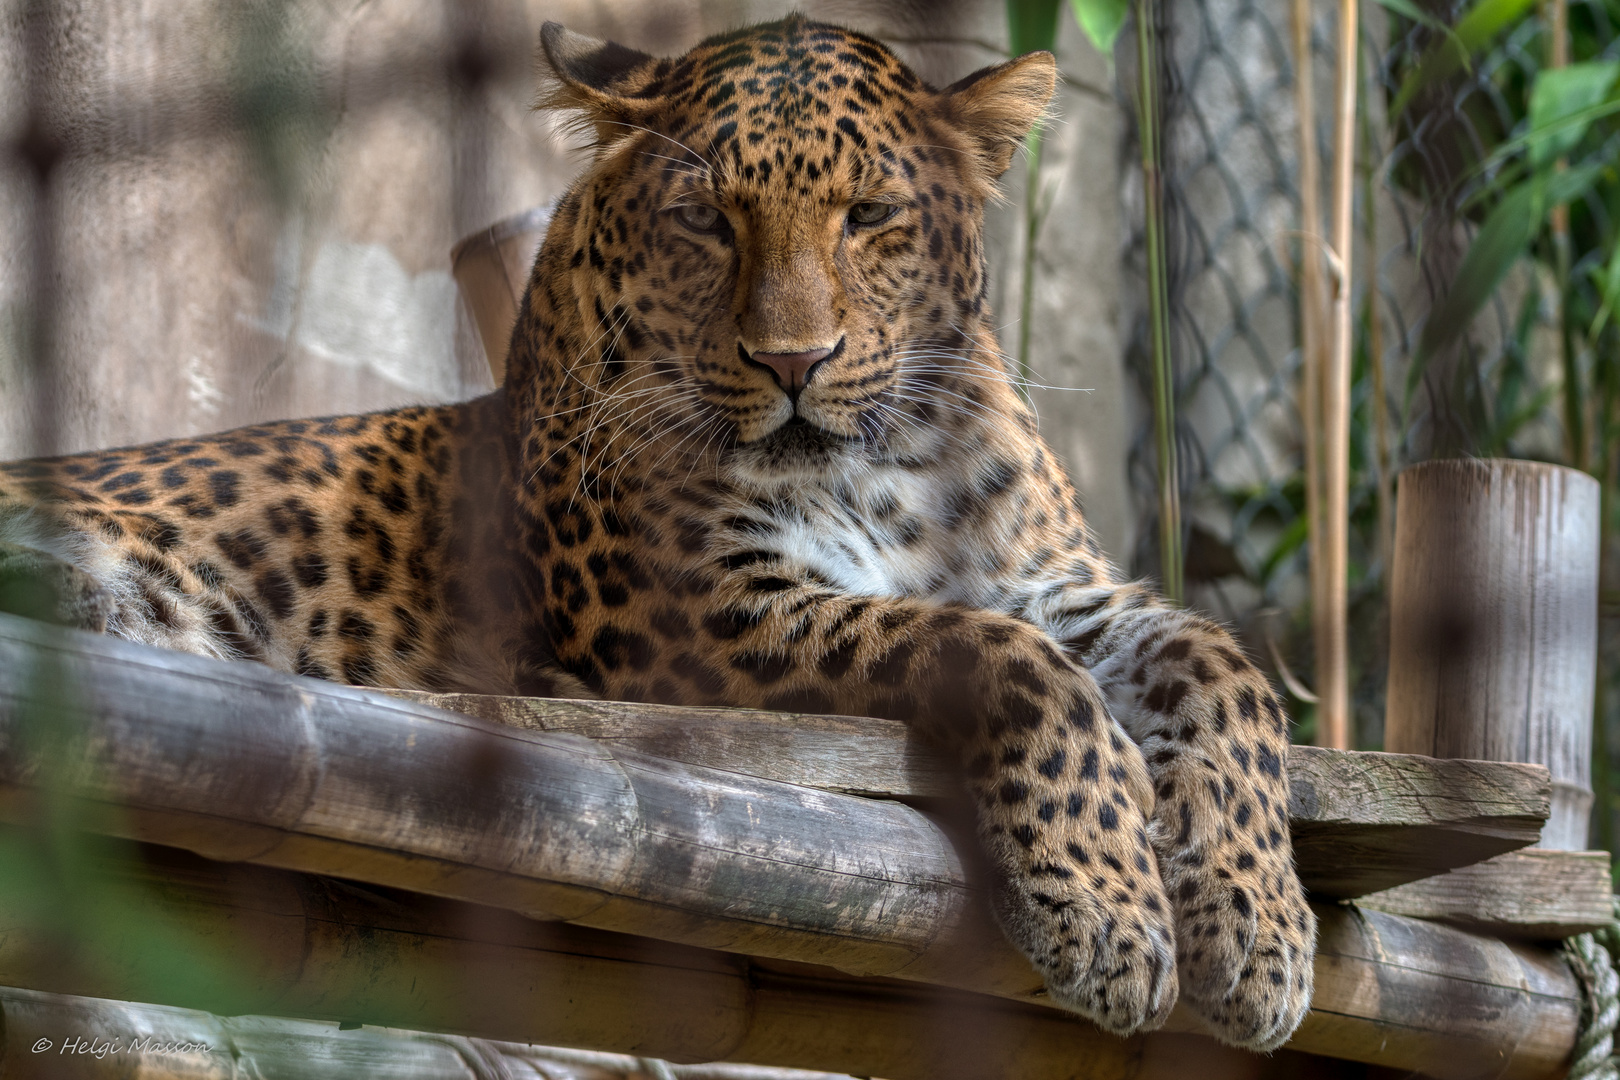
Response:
[0,612,1609,1079]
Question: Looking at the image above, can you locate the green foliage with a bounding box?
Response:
[1007,0,1064,54]
[1069,0,1130,55]
[1408,157,1605,404]
[1390,0,1542,117]
[1528,61,1620,167]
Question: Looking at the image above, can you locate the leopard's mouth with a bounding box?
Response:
[756,415,854,454]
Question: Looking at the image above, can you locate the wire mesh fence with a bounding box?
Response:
[1128,0,1620,755]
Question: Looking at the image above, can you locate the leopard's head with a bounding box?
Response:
[527,16,1054,482]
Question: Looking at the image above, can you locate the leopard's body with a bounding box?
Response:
[0,17,1314,1048]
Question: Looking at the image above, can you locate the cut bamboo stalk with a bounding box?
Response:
[449,205,550,384]
[1319,0,1359,750]
[0,838,1584,1079]
[1384,459,1602,849]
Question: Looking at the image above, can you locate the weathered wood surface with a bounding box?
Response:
[0,985,863,1080]
[1357,848,1615,939]
[0,838,1583,1080]
[399,689,1552,897]
[1285,745,1554,896]
[0,616,1549,994]
[1386,459,1601,849]
[0,840,1140,1080]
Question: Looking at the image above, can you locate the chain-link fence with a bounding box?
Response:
[1127,0,1620,751]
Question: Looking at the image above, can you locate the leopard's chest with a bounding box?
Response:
[709,464,1033,612]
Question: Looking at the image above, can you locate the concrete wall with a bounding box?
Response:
[0,0,1135,559]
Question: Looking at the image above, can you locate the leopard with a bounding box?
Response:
[0,16,1315,1049]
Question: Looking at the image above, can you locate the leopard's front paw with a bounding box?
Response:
[974,701,1178,1035]
[0,543,113,632]
[1165,846,1315,1050]
[992,841,1178,1035]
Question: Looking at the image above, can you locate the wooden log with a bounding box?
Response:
[1299,903,1579,1079]
[0,985,863,1080]
[394,689,1552,897]
[449,206,550,384]
[1385,459,1601,849]
[0,614,1549,998]
[0,838,1142,1080]
[0,837,1584,1080]
[1356,848,1615,939]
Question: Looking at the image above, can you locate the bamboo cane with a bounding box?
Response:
[1320,0,1359,750]
[1137,0,1183,603]
[1293,0,1331,734]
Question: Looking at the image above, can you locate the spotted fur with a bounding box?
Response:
[0,17,1313,1047]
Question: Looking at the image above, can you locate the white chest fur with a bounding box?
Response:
[711,460,1034,614]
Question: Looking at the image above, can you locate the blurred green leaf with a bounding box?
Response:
[1008,0,1064,54]
[1408,161,1606,402]
[1069,0,1129,55]
[1259,513,1310,584]
[1372,0,1471,72]
[1528,61,1620,168]
[1590,241,1620,337]
[1391,0,1539,118]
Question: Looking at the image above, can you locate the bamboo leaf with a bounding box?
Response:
[1008,0,1064,54]
[1475,97,1620,179]
[1589,241,1620,338]
[1372,0,1471,72]
[1407,183,1536,401]
[1390,0,1539,119]
[1527,61,1620,168]
[1069,0,1130,55]
[1408,162,1606,402]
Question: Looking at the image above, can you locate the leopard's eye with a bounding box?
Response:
[848,202,898,227]
[674,203,724,233]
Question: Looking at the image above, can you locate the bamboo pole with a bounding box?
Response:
[1293,0,1330,728]
[1136,0,1183,604]
[1320,0,1359,749]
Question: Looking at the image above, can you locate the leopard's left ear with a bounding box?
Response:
[537,22,662,147]
[937,52,1057,181]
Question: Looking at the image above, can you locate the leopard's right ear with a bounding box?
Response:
[537,23,662,148]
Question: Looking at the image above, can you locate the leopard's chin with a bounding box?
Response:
[722,416,861,487]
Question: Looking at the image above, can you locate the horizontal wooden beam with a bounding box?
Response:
[0,838,1582,1080]
[1358,848,1615,939]
[0,838,1149,1080]
[399,689,1551,897]
[0,615,1582,1076]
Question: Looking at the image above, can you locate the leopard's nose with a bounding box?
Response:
[740,340,839,399]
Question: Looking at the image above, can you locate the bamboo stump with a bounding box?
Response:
[1385,459,1600,849]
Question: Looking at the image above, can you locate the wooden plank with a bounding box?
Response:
[394,691,958,800]
[398,690,1552,897]
[0,837,1583,1080]
[1356,848,1615,939]
[1285,746,1551,895]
